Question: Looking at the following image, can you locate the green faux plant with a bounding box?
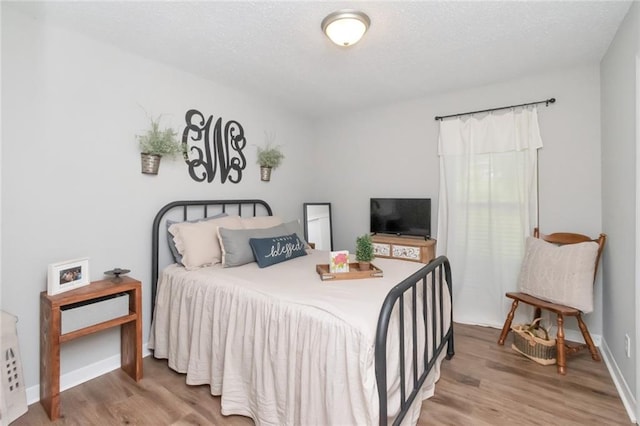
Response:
[137,116,182,157]
[256,144,285,169]
[355,233,375,262]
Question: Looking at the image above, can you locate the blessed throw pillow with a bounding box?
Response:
[169,215,243,270]
[517,236,599,313]
[249,233,307,268]
[166,213,228,264]
[218,224,290,267]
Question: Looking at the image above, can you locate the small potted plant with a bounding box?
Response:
[356,233,375,271]
[256,144,284,181]
[137,116,182,175]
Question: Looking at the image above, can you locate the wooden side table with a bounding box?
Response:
[39,277,142,420]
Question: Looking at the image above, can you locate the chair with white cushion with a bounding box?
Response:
[497,227,606,375]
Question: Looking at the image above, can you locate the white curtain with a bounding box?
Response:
[436,108,543,327]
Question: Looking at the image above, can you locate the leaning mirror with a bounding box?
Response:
[303,203,333,251]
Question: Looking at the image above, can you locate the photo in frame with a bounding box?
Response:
[47,257,90,295]
[329,250,349,273]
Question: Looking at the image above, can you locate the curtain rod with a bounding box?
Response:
[434,97,556,121]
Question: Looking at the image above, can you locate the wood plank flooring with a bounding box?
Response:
[14,323,631,425]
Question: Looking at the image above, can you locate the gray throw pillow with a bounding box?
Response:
[218,224,290,267]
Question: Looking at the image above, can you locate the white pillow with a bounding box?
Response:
[517,236,598,313]
[166,213,227,265]
[169,215,243,270]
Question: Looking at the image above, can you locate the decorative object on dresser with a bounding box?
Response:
[256,139,284,182]
[104,267,131,282]
[47,257,90,295]
[40,277,142,420]
[137,115,182,175]
[355,233,374,270]
[371,234,436,264]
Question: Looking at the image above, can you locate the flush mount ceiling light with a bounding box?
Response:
[321,9,371,47]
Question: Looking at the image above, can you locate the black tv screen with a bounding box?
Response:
[370,198,431,238]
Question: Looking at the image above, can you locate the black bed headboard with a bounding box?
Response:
[151,199,273,318]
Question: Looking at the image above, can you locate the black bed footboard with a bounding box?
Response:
[375,256,454,426]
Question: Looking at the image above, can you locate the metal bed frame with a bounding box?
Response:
[150,199,453,425]
[375,257,454,425]
[150,199,272,317]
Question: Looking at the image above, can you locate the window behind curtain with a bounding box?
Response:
[437,108,542,326]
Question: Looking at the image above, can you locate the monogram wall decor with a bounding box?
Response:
[182,109,247,183]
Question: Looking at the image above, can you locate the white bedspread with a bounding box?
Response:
[149,250,451,425]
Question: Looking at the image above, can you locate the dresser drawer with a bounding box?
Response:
[392,245,422,261]
[373,242,391,257]
[371,235,436,264]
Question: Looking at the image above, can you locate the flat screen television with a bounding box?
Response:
[370,198,431,239]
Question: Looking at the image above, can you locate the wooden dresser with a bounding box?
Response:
[371,234,436,264]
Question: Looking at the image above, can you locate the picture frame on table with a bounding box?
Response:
[329,250,349,273]
[47,257,90,295]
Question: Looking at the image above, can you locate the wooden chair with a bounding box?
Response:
[497,228,606,375]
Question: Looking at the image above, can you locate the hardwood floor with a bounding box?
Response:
[420,324,631,425]
[14,323,631,425]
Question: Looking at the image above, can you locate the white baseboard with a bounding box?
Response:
[599,338,637,424]
[563,329,601,346]
[26,344,151,405]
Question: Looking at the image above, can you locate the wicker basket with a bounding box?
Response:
[511,319,557,365]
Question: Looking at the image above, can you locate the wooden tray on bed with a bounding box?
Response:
[316,263,383,281]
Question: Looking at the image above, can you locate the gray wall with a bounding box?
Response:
[1,5,315,393]
[313,65,603,332]
[601,0,639,407]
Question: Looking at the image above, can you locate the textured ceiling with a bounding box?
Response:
[7,1,632,119]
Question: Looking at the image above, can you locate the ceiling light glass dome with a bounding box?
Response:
[321,10,371,47]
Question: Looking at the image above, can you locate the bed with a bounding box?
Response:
[148,199,453,425]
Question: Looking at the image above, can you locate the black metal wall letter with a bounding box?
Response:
[182,109,246,183]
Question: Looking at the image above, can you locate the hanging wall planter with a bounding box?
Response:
[137,115,182,175]
[260,166,272,182]
[256,142,284,182]
[141,153,162,175]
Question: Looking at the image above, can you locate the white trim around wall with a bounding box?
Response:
[601,338,638,423]
[26,344,152,405]
[563,328,601,347]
